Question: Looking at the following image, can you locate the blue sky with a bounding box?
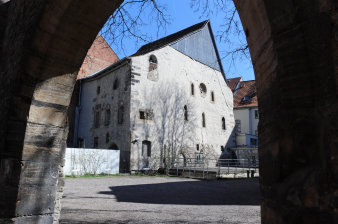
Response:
[101,0,254,81]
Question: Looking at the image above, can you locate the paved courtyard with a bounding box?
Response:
[60,176,261,224]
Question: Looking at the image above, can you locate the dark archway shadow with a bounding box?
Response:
[98,178,260,206]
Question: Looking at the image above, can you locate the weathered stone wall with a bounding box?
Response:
[0,0,123,223]
[234,0,337,223]
[77,61,132,172]
[130,46,234,170]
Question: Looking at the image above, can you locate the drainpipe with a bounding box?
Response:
[73,80,82,147]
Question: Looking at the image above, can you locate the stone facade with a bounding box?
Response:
[74,21,234,171]
[1,1,337,223]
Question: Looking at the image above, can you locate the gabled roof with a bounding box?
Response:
[132,20,208,57]
[227,77,242,93]
[131,20,227,81]
[233,80,258,108]
[81,21,227,82]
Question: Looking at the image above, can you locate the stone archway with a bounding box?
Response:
[0,0,123,223]
[0,0,336,223]
[234,1,337,223]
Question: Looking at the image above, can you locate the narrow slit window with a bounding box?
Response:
[202,113,206,127]
[222,117,226,130]
[211,91,215,102]
[191,83,195,95]
[94,105,101,128]
[235,119,241,133]
[93,137,99,148]
[113,78,119,90]
[118,105,124,124]
[106,133,110,143]
[104,106,110,126]
[184,105,188,121]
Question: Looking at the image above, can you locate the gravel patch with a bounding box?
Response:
[60,176,261,224]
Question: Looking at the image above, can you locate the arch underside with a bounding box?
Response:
[0,0,337,223]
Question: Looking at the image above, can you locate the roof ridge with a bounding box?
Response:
[131,20,209,56]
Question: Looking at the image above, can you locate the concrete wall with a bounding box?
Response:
[129,46,234,170]
[64,148,119,175]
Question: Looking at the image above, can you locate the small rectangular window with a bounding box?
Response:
[196,144,199,151]
[142,141,151,157]
[139,109,153,120]
[235,120,241,133]
[195,153,203,163]
[250,138,257,146]
[94,105,101,128]
[140,111,145,119]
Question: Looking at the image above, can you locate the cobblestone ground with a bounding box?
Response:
[60,176,261,224]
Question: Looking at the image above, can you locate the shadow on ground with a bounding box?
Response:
[98,178,260,206]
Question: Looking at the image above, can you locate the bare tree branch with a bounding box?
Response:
[101,0,171,56]
[190,0,250,73]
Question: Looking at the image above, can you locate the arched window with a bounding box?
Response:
[222,117,226,130]
[104,106,110,126]
[118,104,124,124]
[202,113,206,127]
[142,140,151,157]
[149,55,158,71]
[184,105,188,121]
[113,78,119,90]
[191,83,195,95]
[199,83,207,95]
[106,132,110,143]
[211,91,215,102]
[109,143,118,150]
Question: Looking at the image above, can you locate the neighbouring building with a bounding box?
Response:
[227,78,259,162]
[78,35,120,79]
[72,20,235,172]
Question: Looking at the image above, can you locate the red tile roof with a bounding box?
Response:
[78,35,119,79]
[233,80,258,108]
[227,77,242,92]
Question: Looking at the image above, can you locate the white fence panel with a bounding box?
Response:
[64,148,120,175]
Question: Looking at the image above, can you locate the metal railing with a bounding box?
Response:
[169,158,259,179]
